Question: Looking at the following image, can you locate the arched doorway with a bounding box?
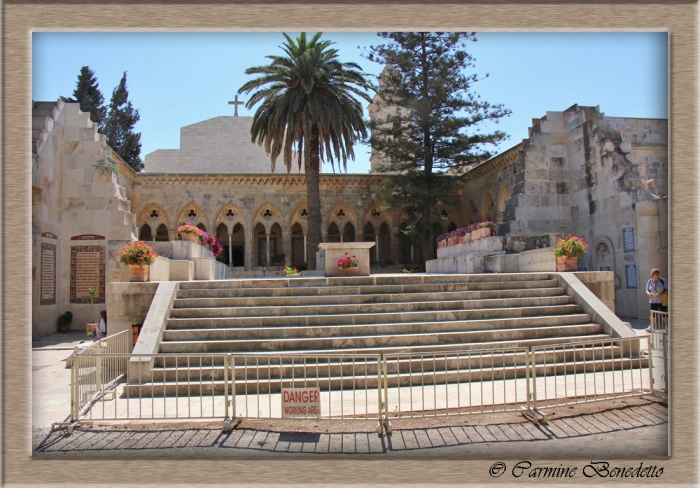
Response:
[343,222,355,243]
[231,223,245,267]
[291,223,305,266]
[327,222,341,242]
[139,224,152,241]
[447,221,457,233]
[196,223,207,233]
[364,222,376,265]
[481,194,494,222]
[465,201,477,225]
[155,223,169,242]
[379,222,391,263]
[215,223,229,265]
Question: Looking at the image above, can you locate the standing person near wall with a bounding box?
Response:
[93,310,107,340]
[645,268,668,332]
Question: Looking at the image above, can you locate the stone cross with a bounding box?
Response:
[228,95,245,117]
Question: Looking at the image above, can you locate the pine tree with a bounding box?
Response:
[104,72,143,171]
[61,66,107,131]
[365,32,511,264]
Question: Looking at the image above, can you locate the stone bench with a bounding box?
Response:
[318,242,375,277]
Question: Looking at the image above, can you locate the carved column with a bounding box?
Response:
[303,234,308,262]
[266,231,271,267]
[228,231,232,266]
[244,227,253,268]
[283,231,291,266]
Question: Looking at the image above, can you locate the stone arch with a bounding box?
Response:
[342,221,356,243]
[253,203,284,233]
[594,235,616,272]
[438,205,460,232]
[327,222,341,242]
[155,223,169,242]
[465,201,478,225]
[138,203,170,236]
[214,203,246,231]
[497,186,510,223]
[327,201,358,233]
[480,194,495,222]
[290,222,306,265]
[289,201,309,235]
[176,202,208,230]
[363,202,392,230]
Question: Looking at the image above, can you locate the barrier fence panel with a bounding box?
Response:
[231,354,383,423]
[650,311,669,350]
[529,336,652,410]
[71,330,131,420]
[72,353,233,422]
[382,347,532,419]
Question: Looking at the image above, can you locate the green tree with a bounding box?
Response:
[238,32,372,270]
[104,72,143,171]
[365,32,511,264]
[61,66,107,131]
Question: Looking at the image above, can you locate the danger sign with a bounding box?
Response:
[281,387,321,418]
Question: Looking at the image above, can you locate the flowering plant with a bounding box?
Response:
[553,235,589,258]
[177,223,200,236]
[337,252,359,269]
[116,241,158,267]
[283,265,300,275]
[209,238,223,257]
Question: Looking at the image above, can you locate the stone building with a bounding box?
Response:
[31,100,667,337]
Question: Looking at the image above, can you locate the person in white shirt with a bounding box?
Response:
[644,268,667,332]
[93,310,107,340]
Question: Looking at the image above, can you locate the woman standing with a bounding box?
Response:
[645,268,668,332]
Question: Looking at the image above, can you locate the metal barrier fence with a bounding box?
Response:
[70,330,132,422]
[62,336,656,433]
[528,336,652,410]
[650,310,669,350]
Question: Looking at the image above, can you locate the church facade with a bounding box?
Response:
[31,99,668,337]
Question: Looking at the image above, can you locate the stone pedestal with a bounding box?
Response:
[318,242,375,277]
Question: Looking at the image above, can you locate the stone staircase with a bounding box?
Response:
[126,273,644,396]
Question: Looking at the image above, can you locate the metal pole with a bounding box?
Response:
[228,232,233,266]
[303,234,307,262]
[266,232,270,266]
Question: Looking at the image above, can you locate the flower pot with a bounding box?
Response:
[476,228,490,239]
[58,325,69,334]
[129,265,150,282]
[556,256,579,272]
[340,267,359,276]
[285,272,301,277]
[181,233,200,243]
[457,234,468,244]
[86,323,97,337]
[438,240,447,249]
[448,236,458,246]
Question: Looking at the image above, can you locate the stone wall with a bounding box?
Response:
[144,116,306,174]
[31,100,138,336]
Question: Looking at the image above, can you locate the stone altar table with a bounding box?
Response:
[318,242,375,277]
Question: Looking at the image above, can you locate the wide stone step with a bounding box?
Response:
[171,295,573,319]
[166,304,584,329]
[176,279,560,299]
[158,321,600,353]
[173,287,566,308]
[148,345,630,382]
[176,273,555,291]
[151,334,613,366]
[163,312,590,342]
[125,356,647,397]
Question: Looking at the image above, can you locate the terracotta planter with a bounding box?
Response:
[475,228,491,239]
[437,240,447,249]
[58,325,69,334]
[129,264,150,282]
[556,256,579,272]
[457,234,468,244]
[180,233,200,243]
[448,236,458,246]
[86,323,97,337]
[340,267,359,276]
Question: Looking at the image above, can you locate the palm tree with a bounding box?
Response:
[238,32,372,270]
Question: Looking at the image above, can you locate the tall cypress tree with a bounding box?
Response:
[365,32,511,264]
[104,72,143,172]
[61,66,107,131]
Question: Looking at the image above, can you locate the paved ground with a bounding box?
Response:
[33,399,667,458]
[32,317,668,458]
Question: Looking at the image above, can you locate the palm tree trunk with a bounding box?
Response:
[305,125,322,271]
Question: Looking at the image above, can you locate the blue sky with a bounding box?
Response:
[32,32,667,173]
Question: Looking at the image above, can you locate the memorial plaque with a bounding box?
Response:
[70,246,105,303]
[625,264,637,289]
[599,266,611,271]
[623,227,635,253]
[41,232,57,239]
[71,234,105,241]
[40,243,56,305]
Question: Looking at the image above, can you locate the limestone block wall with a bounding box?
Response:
[31,100,138,336]
[144,116,306,174]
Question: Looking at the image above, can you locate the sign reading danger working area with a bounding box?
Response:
[281,387,321,418]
